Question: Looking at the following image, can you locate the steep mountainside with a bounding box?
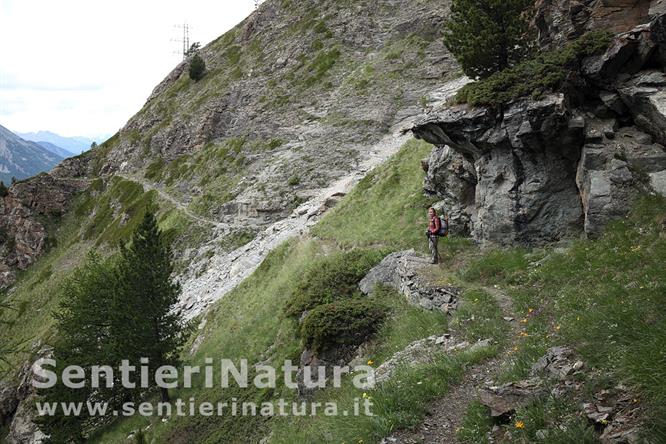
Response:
[1,0,666,443]
[0,124,64,184]
[34,141,75,159]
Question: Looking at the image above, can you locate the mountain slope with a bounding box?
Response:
[0,0,460,362]
[94,0,460,316]
[0,124,64,183]
[35,141,75,158]
[3,0,665,443]
[18,130,94,154]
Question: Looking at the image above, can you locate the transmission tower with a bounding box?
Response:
[174,23,190,60]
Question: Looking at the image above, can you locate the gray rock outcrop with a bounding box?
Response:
[359,250,460,313]
[412,14,666,245]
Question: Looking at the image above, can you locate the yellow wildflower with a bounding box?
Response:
[515,421,525,429]
[367,359,374,366]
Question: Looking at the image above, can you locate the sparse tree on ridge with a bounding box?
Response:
[189,53,206,81]
[444,0,534,79]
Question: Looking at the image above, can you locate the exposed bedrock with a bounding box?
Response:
[415,95,586,245]
[412,15,666,246]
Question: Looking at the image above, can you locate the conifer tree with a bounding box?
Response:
[444,0,534,79]
[113,211,184,402]
[188,54,206,81]
[37,253,121,443]
[0,181,8,198]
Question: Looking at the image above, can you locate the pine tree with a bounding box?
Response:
[0,181,8,198]
[113,211,184,402]
[188,54,206,81]
[37,253,121,442]
[443,0,534,79]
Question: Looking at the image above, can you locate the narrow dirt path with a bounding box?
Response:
[117,173,226,228]
[388,284,520,444]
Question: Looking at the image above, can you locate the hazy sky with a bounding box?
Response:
[0,0,255,139]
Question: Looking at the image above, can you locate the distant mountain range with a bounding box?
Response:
[17,131,100,155]
[35,141,76,158]
[0,124,65,184]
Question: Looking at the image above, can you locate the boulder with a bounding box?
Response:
[359,250,461,313]
[582,23,656,83]
[479,378,546,417]
[6,401,46,444]
[5,348,53,444]
[358,250,410,294]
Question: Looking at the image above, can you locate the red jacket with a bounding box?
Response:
[428,215,441,235]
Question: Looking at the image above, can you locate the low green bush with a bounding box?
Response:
[456,30,613,107]
[284,249,385,317]
[300,299,387,353]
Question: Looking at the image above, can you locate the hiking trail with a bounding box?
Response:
[388,280,520,444]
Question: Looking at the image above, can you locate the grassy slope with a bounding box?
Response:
[456,196,666,442]
[4,131,663,443]
[100,136,665,443]
[92,139,506,443]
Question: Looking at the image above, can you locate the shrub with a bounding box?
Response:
[0,181,8,197]
[284,249,385,317]
[287,175,300,186]
[444,0,534,79]
[456,30,613,107]
[189,54,206,81]
[300,299,387,353]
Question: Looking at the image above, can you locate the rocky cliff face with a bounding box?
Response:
[0,156,91,288]
[532,0,664,49]
[412,9,666,245]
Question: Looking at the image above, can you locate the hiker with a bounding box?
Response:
[426,207,442,264]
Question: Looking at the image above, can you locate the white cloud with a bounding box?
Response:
[0,0,255,139]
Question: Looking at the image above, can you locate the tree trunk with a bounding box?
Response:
[160,386,170,402]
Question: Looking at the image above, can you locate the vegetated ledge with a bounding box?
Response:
[411,15,666,246]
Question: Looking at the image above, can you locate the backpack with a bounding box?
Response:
[437,215,449,237]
